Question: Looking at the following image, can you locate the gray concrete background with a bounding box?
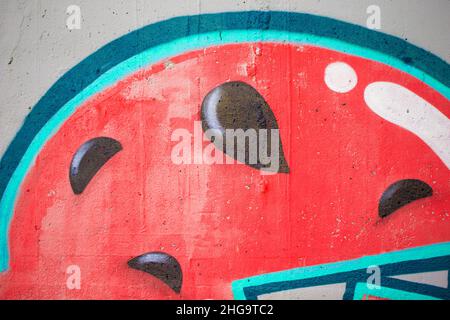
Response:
[0,0,449,157]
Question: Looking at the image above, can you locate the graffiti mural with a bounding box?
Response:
[0,12,448,299]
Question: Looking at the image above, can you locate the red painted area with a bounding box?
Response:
[363,295,390,300]
[0,43,448,299]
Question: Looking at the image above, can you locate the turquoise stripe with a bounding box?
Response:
[232,241,450,299]
[1,29,449,272]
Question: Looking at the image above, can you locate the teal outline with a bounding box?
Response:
[232,242,450,299]
[0,28,449,272]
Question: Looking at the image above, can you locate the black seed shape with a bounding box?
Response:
[379,179,433,218]
[128,252,182,293]
[201,81,289,173]
[70,137,122,194]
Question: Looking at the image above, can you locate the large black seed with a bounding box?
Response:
[379,179,433,218]
[201,81,289,173]
[69,137,122,194]
[128,252,182,293]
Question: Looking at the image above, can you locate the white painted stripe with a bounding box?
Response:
[364,82,450,169]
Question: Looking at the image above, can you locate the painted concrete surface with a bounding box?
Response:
[1,0,449,158]
[0,1,449,300]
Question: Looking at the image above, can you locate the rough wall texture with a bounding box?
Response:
[0,1,449,300]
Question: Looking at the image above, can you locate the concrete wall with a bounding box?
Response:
[0,0,449,299]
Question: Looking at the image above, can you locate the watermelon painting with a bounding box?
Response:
[0,12,449,300]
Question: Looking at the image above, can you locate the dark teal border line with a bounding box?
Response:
[241,255,450,300]
[233,242,450,300]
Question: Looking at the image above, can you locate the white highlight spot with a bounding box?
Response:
[364,82,450,168]
[324,62,358,93]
